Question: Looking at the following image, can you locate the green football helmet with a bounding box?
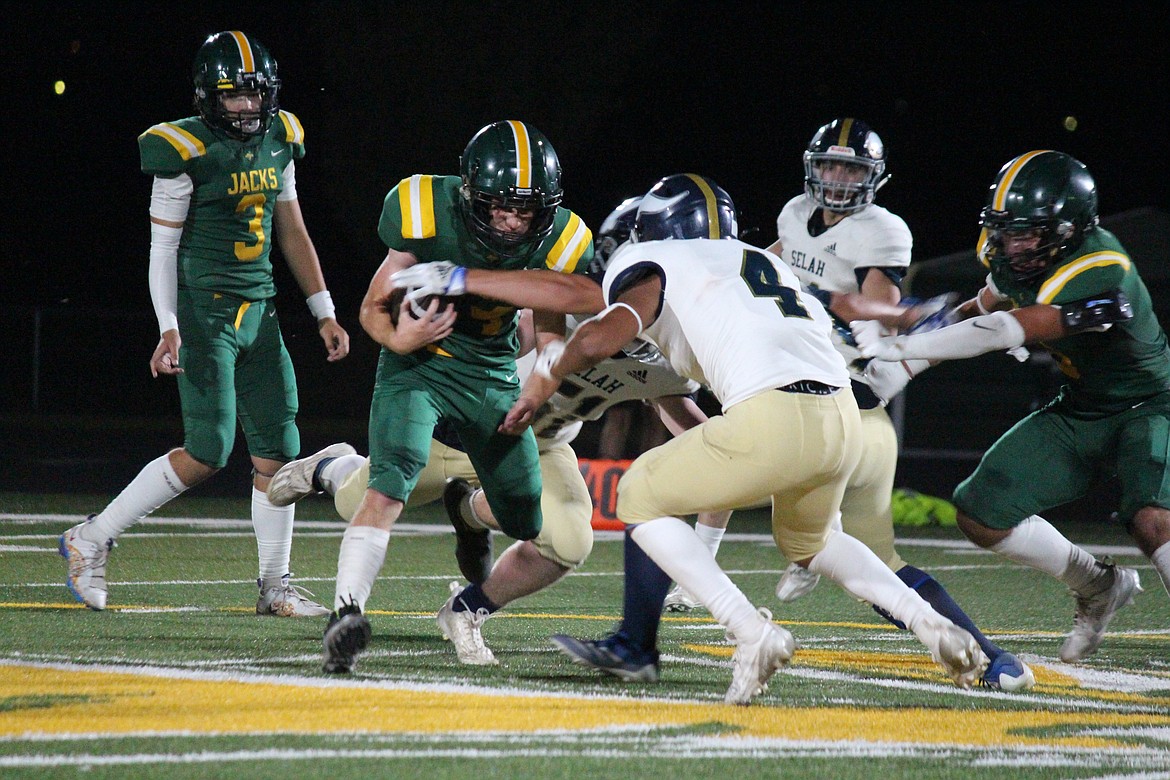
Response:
[979,150,1099,284]
[459,120,563,257]
[192,31,281,141]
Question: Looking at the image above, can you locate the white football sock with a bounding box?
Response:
[334,525,391,612]
[463,488,491,530]
[1151,541,1170,598]
[631,517,765,644]
[694,521,726,559]
[808,529,936,633]
[317,454,366,496]
[252,488,294,581]
[82,454,187,542]
[989,515,1101,592]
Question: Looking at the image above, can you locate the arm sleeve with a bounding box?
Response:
[277,160,297,202]
[877,310,1026,361]
[147,175,192,334]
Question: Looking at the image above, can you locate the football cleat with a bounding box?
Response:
[322,600,371,674]
[257,575,331,617]
[775,562,821,602]
[550,632,660,683]
[981,652,1035,692]
[266,443,357,507]
[923,620,989,689]
[663,584,702,613]
[442,478,493,585]
[1060,561,1142,662]
[436,582,498,666]
[59,518,113,611]
[724,609,795,706]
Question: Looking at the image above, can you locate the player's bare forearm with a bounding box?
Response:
[274,199,327,296]
[464,268,604,315]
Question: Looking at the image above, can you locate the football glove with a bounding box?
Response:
[391,262,468,301]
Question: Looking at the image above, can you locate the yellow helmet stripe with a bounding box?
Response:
[278,111,304,145]
[143,122,207,160]
[836,118,854,146]
[683,173,720,239]
[992,150,1053,211]
[228,30,255,73]
[507,120,532,190]
[398,175,437,239]
[1036,251,1131,304]
[546,213,593,273]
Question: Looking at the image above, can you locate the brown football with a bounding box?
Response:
[381,287,449,326]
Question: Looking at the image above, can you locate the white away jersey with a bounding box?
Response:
[516,329,700,451]
[602,238,848,411]
[775,195,912,377]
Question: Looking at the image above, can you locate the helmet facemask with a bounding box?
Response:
[981,211,1077,284]
[803,151,886,213]
[463,185,561,259]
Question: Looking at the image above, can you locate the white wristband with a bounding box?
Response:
[307,290,335,321]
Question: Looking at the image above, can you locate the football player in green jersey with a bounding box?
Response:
[321,120,595,674]
[59,31,349,616]
[855,150,1168,661]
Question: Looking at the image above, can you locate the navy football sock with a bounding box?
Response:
[618,527,673,653]
[896,564,1002,659]
[451,582,500,615]
[310,457,338,493]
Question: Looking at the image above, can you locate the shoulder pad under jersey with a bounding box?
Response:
[138,118,211,176]
[540,208,593,274]
[273,110,306,160]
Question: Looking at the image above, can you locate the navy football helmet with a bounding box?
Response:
[979,150,1099,284]
[633,174,737,242]
[803,118,889,213]
[588,195,641,277]
[193,31,281,141]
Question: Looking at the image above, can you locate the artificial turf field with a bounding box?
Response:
[1,491,1168,779]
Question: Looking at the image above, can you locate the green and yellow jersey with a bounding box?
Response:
[983,227,1170,414]
[137,110,307,300]
[377,174,594,369]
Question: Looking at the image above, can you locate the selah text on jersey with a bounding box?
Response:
[775,194,912,378]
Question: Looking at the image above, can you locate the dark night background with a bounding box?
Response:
[1,2,1168,513]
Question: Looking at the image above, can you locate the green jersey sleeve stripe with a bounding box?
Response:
[398,175,437,239]
[1037,251,1131,304]
[143,123,207,160]
[278,110,304,145]
[546,212,592,273]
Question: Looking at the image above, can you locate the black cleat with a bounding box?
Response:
[442,478,493,584]
[322,601,371,674]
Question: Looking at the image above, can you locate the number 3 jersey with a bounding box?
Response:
[775,195,912,381]
[138,111,307,300]
[601,238,848,411]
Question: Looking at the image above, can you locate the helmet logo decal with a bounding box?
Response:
[683,173,720,239]
[993,149,1053,211]
[227,30,255,73]
[506,120,532,190]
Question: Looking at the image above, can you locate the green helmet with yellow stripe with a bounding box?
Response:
[459,120,563,257]
[192,30,281,141]
[978,150,1099,284]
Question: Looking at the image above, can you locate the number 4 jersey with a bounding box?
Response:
[601,238,849,411]
[138,110,307,300]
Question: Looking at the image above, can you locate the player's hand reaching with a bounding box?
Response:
[317,318,350,362]
[391,261,468,300]
[151,329,183,377]
[851,319,903,360]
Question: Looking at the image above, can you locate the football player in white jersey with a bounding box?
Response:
[268,199,726,667]
[399,174,990,704]
[672,119,1033,692]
